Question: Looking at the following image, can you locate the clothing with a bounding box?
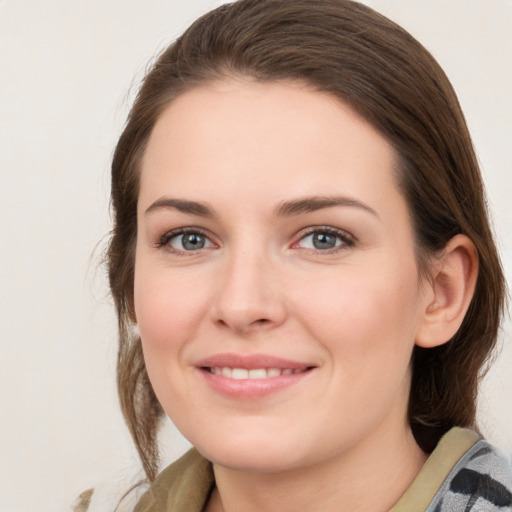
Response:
[131,428,512,511]
[395,429,512,511]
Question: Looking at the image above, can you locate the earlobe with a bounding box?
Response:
[415,234,478,349]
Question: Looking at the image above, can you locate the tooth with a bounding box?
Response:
[211,366,304,379]
[232,368,249,380]
[249,369,267,379]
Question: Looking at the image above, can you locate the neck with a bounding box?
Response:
[206,422,426,512]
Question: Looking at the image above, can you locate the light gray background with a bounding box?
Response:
[0,1,510,511]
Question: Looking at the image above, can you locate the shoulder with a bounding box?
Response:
[428,430,512,511]
[133,448,214,512]
[72,450,210,512]
[392,428,512,512]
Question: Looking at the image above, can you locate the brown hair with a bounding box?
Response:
[108,0,506,480]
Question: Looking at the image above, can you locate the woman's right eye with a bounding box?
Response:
[159,230,215,252]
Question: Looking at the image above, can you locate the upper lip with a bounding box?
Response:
[195,353,314,370]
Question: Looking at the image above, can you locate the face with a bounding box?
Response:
[134,80,430,473]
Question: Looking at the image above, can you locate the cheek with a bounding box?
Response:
[292,261,422,363]
[133,264,215,419]
[133,265,211,353]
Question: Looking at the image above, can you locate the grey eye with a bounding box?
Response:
[299,231,344,250]
[170,232,210,250]
[312,232,337,249]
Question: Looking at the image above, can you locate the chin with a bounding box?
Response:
[189,427,308,473]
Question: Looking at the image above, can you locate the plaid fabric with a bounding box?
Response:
[426,439,512,511]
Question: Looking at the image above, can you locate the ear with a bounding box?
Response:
[415,234,478,348]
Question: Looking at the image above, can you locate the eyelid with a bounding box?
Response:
[154,225,355,255]
[292,225,356,251]
[156,226,217,254]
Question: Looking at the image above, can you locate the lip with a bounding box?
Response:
[196,353,311,370]
[195,353,316,399]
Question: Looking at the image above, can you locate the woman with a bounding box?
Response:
[104,0,511,510]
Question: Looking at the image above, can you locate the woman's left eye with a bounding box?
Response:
[295,228,354,251]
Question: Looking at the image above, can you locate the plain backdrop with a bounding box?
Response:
[0,1,511,510]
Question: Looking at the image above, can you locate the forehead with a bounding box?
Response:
[139,80,403,219]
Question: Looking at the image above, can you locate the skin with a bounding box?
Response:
[134,79,437,511]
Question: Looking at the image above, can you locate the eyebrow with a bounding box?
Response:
[145,198,215,217]
[274,195,378,218]
[144,195,378,219]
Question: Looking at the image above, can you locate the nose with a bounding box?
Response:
[211,248,287,335]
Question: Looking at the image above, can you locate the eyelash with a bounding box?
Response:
[156,226,356,255]
[156,227,215,255]
[292,226,356,254]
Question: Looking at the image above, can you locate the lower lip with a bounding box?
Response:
[199,368,313,399]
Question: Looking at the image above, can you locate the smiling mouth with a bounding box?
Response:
[206,367,308,379]
[198,355,315,398]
